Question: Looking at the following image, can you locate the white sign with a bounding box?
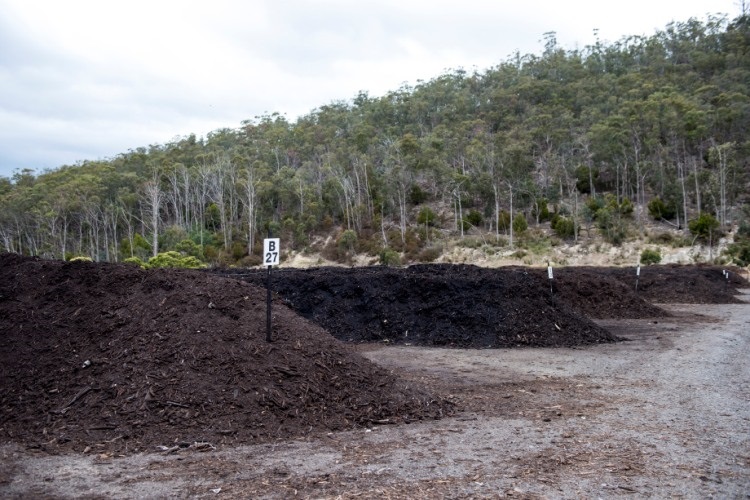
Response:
[263,238,280,266]
[636,265,641,276]
[547,265,553,279]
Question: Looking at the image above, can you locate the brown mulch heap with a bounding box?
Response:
[217,264,623,348]
[4,254,742,456]
[0,254,451,454]
[538,267,670,319]
[606,264,749,304]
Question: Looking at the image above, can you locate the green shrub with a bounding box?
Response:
[589,194,633,220]
[595,207,628,245]
[239,254,263,267]
[356,233,383,256]
[512,213,528,233]
[123,256,146,268]
[409,185,428,204]
[146,251,206,269]
[516,230,552,254]
[68,256,93,262]
[688,213,721,242]
[120,233,151,260]
[553,216,575,238]
[459,237,482,249]
[575,164,601,194]
[205,203,221,230]
[417,206,438,226]
[647,232,675,245]
[203,244,219,262]
[175,239,204,259]
[465,209,483,228]
[619,197,634,217]
[321,237,344,262]
[498,211,511,232]
[159,225,189,252]
[724,238,750,267]
[648,197,676,220]
[379,248,402,266]
[230,241,246,261]
[532,198,552,222]
[417,246,442,262]
[586,196,605,214]
[640,248,662,265]
[338,229,358,251]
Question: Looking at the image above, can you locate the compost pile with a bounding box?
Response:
[606,264,748,304]
[3,254,744,456]
[0,254,450,454]
[538,267,670,319]
[217,264,622,348]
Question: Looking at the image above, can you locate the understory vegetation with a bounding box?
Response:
[1,13,749,267]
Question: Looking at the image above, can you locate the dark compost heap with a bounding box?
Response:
[217,264,624,348]
[3,254,745,455]
[0,254,450,454]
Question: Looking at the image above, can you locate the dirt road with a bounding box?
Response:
[2,294,749,498]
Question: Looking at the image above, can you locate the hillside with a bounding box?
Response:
[1,14,748,269]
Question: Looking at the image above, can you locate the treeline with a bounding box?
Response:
[1,14,749,266]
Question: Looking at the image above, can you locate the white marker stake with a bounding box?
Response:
[547,263,554,304]
[636,264,641,293]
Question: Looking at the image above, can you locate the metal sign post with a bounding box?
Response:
[263,237,280,342]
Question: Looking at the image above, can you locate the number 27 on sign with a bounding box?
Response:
[263,238,280,266]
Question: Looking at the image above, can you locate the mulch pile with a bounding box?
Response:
[605,264,748,304]
[219,263,748,350]
[217,264,622,348]
[0,254,450,454]
[537,267,670,319]
[2,254,746,455]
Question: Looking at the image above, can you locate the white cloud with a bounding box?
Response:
[0,0,740,177]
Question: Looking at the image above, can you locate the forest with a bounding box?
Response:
[1,13,749,267]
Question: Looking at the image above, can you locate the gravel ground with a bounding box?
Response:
[1,293,749,499]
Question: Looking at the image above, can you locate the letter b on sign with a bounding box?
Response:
[263,238,280,266]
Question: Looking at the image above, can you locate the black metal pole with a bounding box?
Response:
[266,228,273,342]
[266,263,272,342]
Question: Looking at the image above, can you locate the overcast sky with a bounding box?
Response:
[0,0,740,179]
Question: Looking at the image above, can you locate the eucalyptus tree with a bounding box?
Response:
[498,128,534,248]
[141,168,164,258]
[205,155,240,251]
[164,163,191,231]
[377,136,412,244]
[240,159,262,255]
[708,141,736,226]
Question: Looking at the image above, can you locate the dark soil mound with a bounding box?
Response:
[0,254,450,454]
[542,267,669,319]
[607,264,749,304]
[217,264,621,348]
